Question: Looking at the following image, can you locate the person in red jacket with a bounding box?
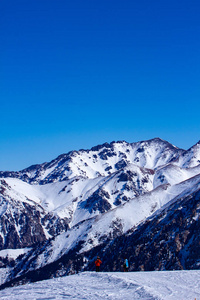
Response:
[95,256,102,272]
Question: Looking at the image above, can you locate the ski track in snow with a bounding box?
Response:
[0,271,200,300]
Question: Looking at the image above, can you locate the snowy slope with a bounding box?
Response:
[0,271,200,300]
[0,248,31,260]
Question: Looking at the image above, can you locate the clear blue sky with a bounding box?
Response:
[1,0,200,171]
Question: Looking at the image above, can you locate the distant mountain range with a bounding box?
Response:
[0,137,200,289]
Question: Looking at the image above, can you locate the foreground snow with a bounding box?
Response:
[0,271,200,300]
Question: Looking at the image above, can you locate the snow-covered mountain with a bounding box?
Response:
[0,137,200,288]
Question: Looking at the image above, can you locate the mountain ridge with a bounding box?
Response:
[0,138,185,181]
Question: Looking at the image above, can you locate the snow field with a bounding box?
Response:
[0,271,200,300]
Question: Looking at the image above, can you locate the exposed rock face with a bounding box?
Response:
[0,179,69,250]
[81,188,112,213]
[0,198,69,250]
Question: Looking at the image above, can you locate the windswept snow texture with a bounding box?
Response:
[0,271,200,300]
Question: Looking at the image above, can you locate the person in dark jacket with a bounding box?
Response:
[95,256,102,272]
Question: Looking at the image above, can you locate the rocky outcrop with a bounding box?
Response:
[0,179,69,250]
